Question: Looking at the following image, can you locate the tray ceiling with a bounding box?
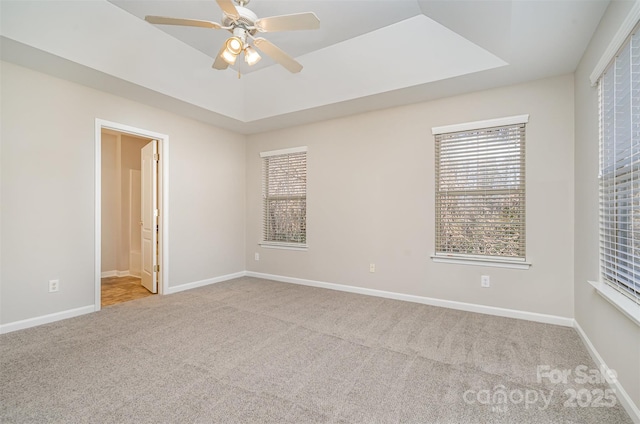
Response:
[0,0,611,133]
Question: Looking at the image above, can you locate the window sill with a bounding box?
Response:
[260,243,308,251]
[430,254,531,270]
[588,280,640,327]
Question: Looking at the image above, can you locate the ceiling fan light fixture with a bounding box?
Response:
[244,46,261,66]
[221,48,237,65]
[225,36,243,55]
[221,35,243,65]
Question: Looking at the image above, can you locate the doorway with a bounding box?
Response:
[95,119,169,311]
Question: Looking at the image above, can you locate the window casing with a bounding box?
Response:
[433,117,527,263]
[598,27,640,305]
[260,147,307,248]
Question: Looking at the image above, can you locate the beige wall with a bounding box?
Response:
[246,74,575,318]
[101,132,119,272]
[0,61,246,324]
[100,133,149,275]
[574,0,640,410]
[119,135,149,275]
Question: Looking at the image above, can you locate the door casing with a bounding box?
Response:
[94,119,169,311]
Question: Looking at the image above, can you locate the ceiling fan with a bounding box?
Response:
[145,0,320,74]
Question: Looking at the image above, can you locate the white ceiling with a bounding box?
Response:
[109,0,426,74]
[0,0,611,134]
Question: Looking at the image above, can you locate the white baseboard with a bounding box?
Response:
[574,320,640,423]
[245,271,574,327]
[0,305,95,335]
[101,270,131,278]
[165,271,246,295]
[0,270,573,334]
[0,271,245,334]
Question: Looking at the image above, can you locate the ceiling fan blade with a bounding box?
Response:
[145,16,221,29]
[212,45,230,70]
[253,37,302,73]
[255,12,320,32]
[216,0,239,20]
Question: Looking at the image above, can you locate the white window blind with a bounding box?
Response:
[434,121,526,259]
[598,27,640,305]
[261,148,307,246]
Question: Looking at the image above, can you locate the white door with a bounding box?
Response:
[141,140,158,293]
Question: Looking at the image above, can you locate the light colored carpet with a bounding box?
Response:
[0,277,633,423]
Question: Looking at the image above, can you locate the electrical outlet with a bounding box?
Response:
[369,263,375,273]
[49,279,59,293]
[254,252,260,261]
[480,275,490,288]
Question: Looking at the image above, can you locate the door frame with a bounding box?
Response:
[94,119,169,311]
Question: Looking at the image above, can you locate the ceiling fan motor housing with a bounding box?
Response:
[223,6,258,35]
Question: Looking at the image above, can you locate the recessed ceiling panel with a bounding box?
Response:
[418,0,513,60]
[244,15,508,121]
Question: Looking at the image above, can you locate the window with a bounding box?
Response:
[598,28,640,305]
[260,147,307,248]
[432,115,528,267]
